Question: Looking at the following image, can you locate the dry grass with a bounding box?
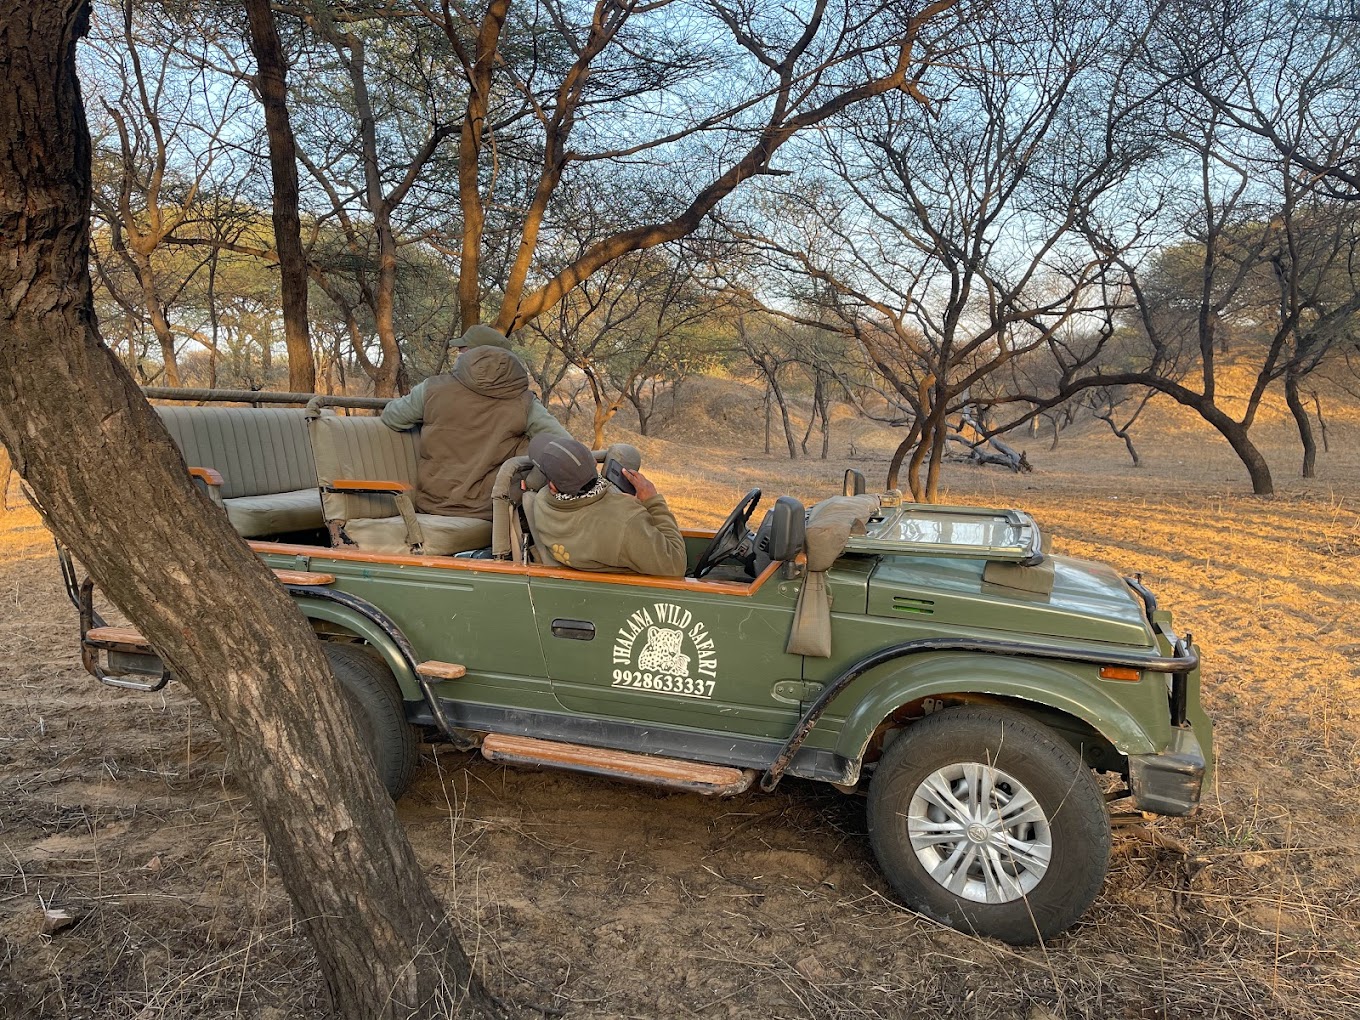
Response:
[2,376,1359,1019]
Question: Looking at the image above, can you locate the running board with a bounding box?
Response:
[481,733,755,797]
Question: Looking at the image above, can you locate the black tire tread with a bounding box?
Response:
[322,642,419,799]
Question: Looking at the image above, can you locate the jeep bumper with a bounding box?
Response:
[1128,726,1205,816]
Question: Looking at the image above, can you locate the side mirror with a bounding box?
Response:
[762,496,807,562]
[843,468,866,496]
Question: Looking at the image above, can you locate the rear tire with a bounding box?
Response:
[867,706,1110,944]
[322,643,419,799]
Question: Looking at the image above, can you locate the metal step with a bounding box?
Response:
[481,733,754,797]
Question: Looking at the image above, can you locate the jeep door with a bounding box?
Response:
[292,553,552,713]
[526,573,805,739]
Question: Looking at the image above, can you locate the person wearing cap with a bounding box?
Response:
[380,324,570,521]
[524,435,686,577]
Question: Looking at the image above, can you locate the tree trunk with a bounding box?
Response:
[763,384,772,455]
[130,249,180,387]
[245,0,314,394]
[206,244,220,389]
[625,387,650,436]
[923,409,949,503]
[817,384,832,460]
[1284,370,1316,478]
[1120,429,1140,468]
[767,368,798,459]
[455,1,509,333]
[335,30,401,396]
[0,8,497,1017]
[1196,400,1275,495]
[885,419,923,494]
[592,402,615,447]
[0,444,11,512]
[800,374,821,456]
[1311,391,1329,453]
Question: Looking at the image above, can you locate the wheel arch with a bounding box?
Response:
[290,590,423,702]
[832,652,1158,780]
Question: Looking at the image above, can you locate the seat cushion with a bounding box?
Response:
[344,514,491,556]
[224,489,324,537]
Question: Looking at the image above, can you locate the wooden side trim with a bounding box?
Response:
[680,528,716,539]
[188,466,223,486]
[326,479,412,493]
[272,568,336,586]
[416,660,467,680]
[249,540,783,597]
[85,626,150,651]
[481,734,751,794]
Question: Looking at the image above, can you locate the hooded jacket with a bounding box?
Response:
[413,347,535,518]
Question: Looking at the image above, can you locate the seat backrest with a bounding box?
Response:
[155,406,317,499]
[308,412,419,521]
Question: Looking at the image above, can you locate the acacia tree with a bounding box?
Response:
[1187,0,1360,202]
[0,6,498,1017]
[83,0,254,385]
[418,0,965,336]
[731,310,804,459]
[524,240,712,445]
[998,1,1360,494]
[728,0,1146,500]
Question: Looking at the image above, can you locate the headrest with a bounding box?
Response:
[748,496,807,578]
[602,443,642,472]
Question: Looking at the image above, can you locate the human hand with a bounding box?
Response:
[623,468,657,501]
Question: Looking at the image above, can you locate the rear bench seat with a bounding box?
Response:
[156,406,324,537]
[308,412,491,555]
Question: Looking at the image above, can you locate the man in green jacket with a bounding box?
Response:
[525,435,687,577]
[381,325,570,520]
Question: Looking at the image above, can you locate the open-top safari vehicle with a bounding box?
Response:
[60,391,1212,944]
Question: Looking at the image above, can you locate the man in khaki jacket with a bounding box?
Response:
[525,435,686,577]
[382,326,569,520]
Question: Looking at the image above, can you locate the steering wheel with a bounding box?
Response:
[691,488,762,579]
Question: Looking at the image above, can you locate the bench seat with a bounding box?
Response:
[156,406,325,537]
[224,488,324,538]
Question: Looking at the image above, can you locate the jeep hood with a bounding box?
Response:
[867,553,1154,648]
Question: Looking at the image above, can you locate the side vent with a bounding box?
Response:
[892,596,935,615]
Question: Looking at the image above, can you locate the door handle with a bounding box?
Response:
[551,619,595,641]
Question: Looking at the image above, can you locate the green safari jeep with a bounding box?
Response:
[65,397,1211,946]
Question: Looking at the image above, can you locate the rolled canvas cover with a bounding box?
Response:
[786,494,880,657]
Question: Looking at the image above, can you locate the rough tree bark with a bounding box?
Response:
[245,0,314,393]
[0,7,497,1018]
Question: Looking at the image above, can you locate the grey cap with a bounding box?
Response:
[453,324,513,350]
[528,434,598,495]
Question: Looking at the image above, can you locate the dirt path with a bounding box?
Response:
[3,425,1359,1019]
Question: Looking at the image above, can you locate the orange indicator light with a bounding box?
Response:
[1099,665,1142,682]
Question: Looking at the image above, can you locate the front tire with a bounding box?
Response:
[323,643,419,799]
[867,706,1110,944]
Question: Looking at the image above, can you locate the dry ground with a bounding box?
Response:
[2,381,1358,1020]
